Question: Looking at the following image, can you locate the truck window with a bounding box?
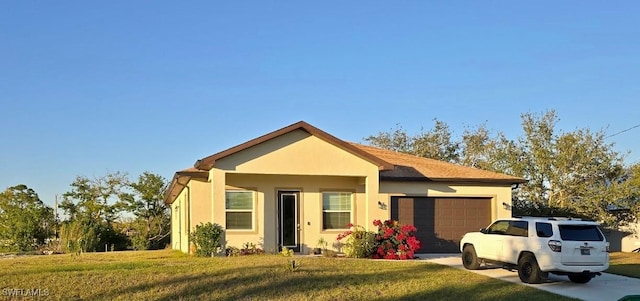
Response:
[558,225,603,241]
[535,222,553,238]
[507,221,529,237]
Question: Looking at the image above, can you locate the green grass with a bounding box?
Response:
[607,252,640,278]
[0,250,578,301]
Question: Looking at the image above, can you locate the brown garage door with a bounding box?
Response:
[391,197,491,253]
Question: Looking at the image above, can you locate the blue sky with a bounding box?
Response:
[1,1,639,207]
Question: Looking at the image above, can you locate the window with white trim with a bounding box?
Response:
[322,192,352,230]
[225,191,254,230]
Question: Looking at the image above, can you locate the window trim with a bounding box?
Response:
[225,190,256,231]
[321,191,354,231]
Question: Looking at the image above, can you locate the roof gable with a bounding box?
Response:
[194,121,394,171]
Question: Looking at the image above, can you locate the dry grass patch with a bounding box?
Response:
[0,250,578,300]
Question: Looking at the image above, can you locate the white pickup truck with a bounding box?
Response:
[460,217,609,284]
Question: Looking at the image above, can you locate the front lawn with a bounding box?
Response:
[0,250,577,301]
[607,252,640,278]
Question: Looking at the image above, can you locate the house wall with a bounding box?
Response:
[621,223,640,252]
[170,188,190,253]
[209,130,381,254]
[378,181,514,221]
[222,174,378,253]
[605,223,640,252]
[214,129,377,176]
[189,178,212,227]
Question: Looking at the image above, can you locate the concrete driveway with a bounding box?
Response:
[420,254,640,301]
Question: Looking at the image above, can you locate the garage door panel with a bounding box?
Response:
[392,197,492,253]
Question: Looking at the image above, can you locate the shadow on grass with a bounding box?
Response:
[84,259,572,301]
[607,264,640,279]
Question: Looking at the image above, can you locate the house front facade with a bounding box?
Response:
[165,121,525,254]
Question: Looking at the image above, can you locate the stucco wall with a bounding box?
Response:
[605,223,640,252]
[221,174,379,254]
[215,129,378,176]
[189,178,212,227]
[170,189,190,253]
[621,223,640,252]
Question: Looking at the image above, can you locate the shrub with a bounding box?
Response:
[338,224,376,258]
[337,220,421,260]
[226,242,265,256]
[372,219,421,260]
[280,246,294,257]
[189,222,224,257]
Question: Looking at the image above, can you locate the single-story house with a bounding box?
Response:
[165,121,525,254]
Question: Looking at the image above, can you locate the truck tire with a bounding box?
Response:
[462,245,480,270]
[518,253,543,284]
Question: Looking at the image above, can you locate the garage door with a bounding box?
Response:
[391,197,491,253]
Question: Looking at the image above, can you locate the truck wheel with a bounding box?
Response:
[568,274,592,284]
[518,253,543,284]
[462,245,480,270]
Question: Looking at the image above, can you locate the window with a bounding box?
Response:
[506,221,529,237]
[559,225,603,241]
[322,192,352,230]
[536,222,553,238]
[486,220,510,235]
[225,191,254,230]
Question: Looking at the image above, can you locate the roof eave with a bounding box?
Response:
[164,170,208,205]
[380,176,527,185]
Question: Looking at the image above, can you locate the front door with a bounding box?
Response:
[278,191,300,252]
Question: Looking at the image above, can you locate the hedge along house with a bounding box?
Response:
[165,121,525,254]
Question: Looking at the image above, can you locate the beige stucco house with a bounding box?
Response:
[165,121,525,254]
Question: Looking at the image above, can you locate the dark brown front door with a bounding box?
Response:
[391,197,491,253]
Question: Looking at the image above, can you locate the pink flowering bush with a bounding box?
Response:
[372,219,420,260]
[337,219,421,260]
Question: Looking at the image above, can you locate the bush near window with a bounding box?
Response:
[189,222,224,257]
[337,219,421,260]
[337,223,376,258]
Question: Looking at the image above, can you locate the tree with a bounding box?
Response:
[365,119,459,162]
[364,124,412,154]
[459,122,500,169]
[502,111,628,227]
[0,185,54,251]
[412,119,460,163]
[364,110,637,228]
[59,172,130,252]
[122,172,170,250]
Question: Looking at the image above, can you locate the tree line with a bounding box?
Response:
[0,172,169,253]
[365,110,639,228]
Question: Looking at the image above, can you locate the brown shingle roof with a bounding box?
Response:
[350,143,525,184]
